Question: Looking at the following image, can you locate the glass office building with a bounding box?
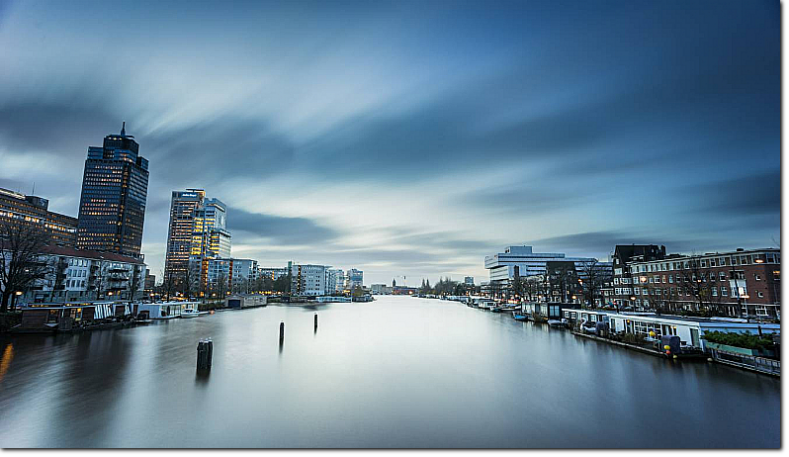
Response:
[164,189,206,280]
[76,123,149,258]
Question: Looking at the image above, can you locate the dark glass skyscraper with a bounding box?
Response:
[77,123,149,258]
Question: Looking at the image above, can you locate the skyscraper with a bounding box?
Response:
[190,198,231,259]
[164,189,206,280]
[77,123,149,258]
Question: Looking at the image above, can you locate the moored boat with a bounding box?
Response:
[547,318,568,328]
[181,309,201,318]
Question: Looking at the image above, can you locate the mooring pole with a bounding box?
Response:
[279,322,285,344]
[314,313,318,331]
[197,338,213,371]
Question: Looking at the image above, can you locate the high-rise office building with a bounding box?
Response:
[164,189,206,280]
[0,187,78,247]
[190,198,231,259]
[77,123,149,258]
[164,190,232,291]
[347,269,364,289]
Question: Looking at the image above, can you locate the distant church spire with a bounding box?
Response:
[121,121,126,136]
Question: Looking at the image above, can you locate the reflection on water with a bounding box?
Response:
[0,343,13,382]
[0,296,780,448]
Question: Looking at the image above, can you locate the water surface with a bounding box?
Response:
[0,296,780,448]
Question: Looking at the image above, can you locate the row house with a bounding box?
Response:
[20,246,145,304]
[613,248,780,319]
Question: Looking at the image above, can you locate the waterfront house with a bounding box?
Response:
[135,301,198,320]
[523,302,580,319]
[16,302,130,332]
[561,309,780,350]
[316,296,352,303]
[226,294,267,308]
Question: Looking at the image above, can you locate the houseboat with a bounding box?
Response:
[226,294,268,308]
[561,308,780,350]
[14,302,132,333]
[316,296,352,303]
[134,301,199,320]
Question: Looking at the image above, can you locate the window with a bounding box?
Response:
[757,292,764,298]
[755,275,762,281]
[721,287,728,297]
[669,275,674,283]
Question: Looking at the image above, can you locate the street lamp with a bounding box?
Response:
[12,290,23,310]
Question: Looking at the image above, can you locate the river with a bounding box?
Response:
[0,296,780,448]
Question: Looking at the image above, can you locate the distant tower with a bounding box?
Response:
[77,123,149,257]
[392,278,397,287]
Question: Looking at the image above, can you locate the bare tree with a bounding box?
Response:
[158,269,177,302]
[88,260,108,301]
[0,221,53,312]
[511,275,527,304]
[580,259,612,308]
[177,267,197,300]
[673,254,724,316]
[128,264,142,302]
[215,273,228,297]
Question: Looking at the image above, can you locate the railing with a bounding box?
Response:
[709,348,780,376]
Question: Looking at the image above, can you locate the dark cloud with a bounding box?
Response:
[0,98,122,157]
[531,227,777,262]
[689,170,780,217]
[390,231,501,252]
[146,118,296,182]
[227,207,339,245]
[0,0,779,283]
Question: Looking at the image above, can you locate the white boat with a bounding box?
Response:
[181,309,201,318]
[548,318,568,328]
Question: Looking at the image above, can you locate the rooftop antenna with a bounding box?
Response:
[31,182,35,195]
[121,121,126,136]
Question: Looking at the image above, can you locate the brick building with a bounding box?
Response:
[614,247,780,319]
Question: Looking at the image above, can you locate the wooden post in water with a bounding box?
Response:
[197,338,213,371]
[314,314,318,331]
[279,322,285,343]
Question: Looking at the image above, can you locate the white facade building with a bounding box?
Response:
[260,267,288,280]
[484,245,599,285]
[291,264,331,296]
[327,269,345,293]
[16,246,146,304]
[230,258,258,293]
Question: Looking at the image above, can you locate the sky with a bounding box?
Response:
[0,0,780,287]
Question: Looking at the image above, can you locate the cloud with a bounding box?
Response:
[227,207,339,245]
[0,0,779,285]
[689,170,780,217]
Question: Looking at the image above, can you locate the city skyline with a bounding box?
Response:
[0,0,780,285]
